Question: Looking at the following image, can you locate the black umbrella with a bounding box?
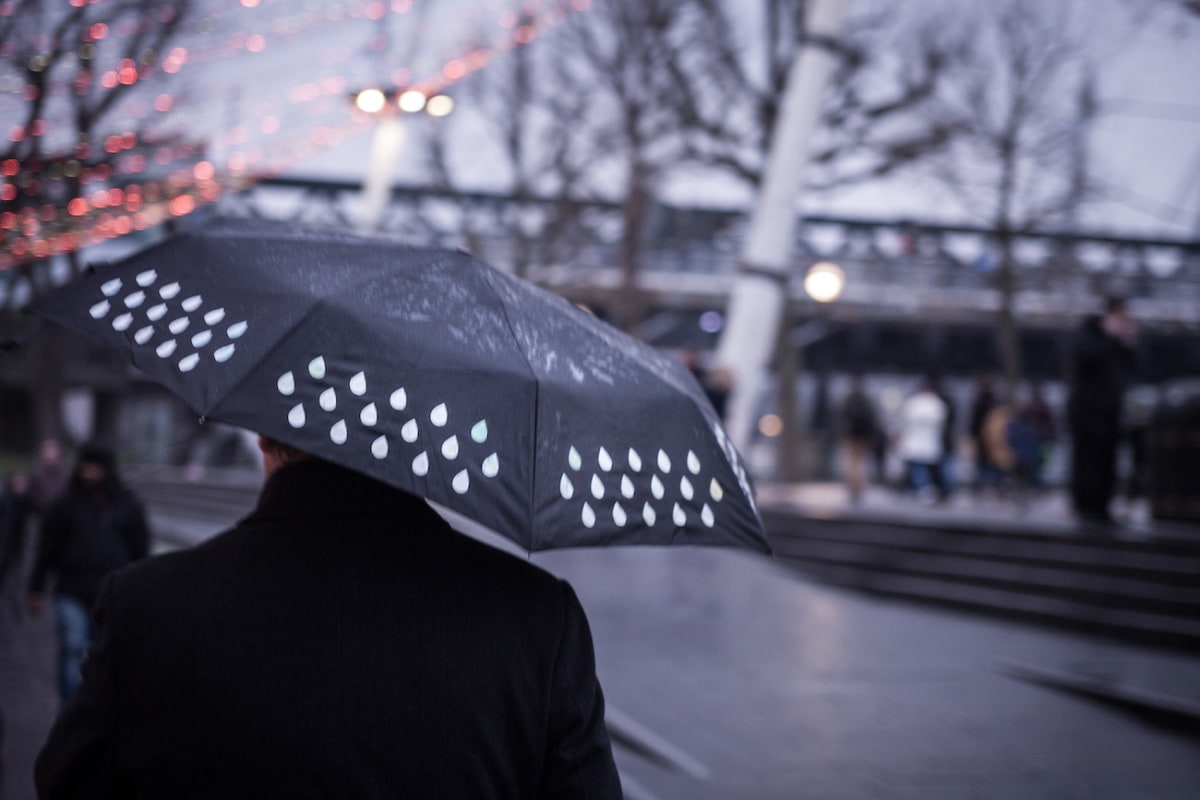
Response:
[30,218,767,553]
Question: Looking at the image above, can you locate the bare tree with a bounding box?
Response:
[919,0,1098,399]
[0,0,193,441]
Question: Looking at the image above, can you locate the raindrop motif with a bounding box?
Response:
[308,356,326,379]
[349,372,366,396]
[430,403,448,427]
[560,474,575,499]
[568,447,582,471]
[124,291,146,308]
[168,317,189,335]
[701,504,715,528]
[673,503,687,527]
[687,451,701,474]
[590,474,604,499]
[146,304,167,321]
[643,503,657,526]
[482,453,499,477]
[413,451,429,476]
[710,479,724,502]
[112,313,133,331]
[651,475,665,500]
[214,344,235,363]
[620,475,635,499]
[598,447,613,471]
[204,308,226,326]
[319,387,337,412]
[401,419,418,443]
[156,340,177,358]
[288,404,305,428]
[277,371,296,396]
[680,476,694,501]
[657,450,671,473]
[191,330,212,348]
[134,327,153,345]
[613,503,627,527]
[452,470,470,494]
[89,300,110,319]
[471,420,488,443]
[101,278,122,296]
[390,388,407,410]
[628,449,643,472]
[330,420,347,444]
[227,321,247,339]
[181,295,202,313]
[581,503,596,529]
[135,269,157,287]
[178,353,200,372]
[441,435,459,460]
[360,403,378,426]
[159,282,180,299]
[371,435,388,459]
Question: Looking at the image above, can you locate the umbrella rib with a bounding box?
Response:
[478,267,542,552]
[201,298,325,421]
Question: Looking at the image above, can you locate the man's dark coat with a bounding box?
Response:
[36,460,621,799]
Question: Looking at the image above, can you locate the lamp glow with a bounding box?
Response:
[425,94,455,117]
[355,88,386,114]
[398,90,427,112]
[803,261,845,303]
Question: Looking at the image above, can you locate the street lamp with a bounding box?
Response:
[777,259,846,482]
[803,260,845,303]
[350,87,456,232]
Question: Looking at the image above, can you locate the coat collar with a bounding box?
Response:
[249,459,451,531]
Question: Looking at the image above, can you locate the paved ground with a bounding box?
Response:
[3,496,1199,800]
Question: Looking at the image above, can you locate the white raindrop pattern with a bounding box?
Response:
[83,272,247,374]
[558,444,728,532]
[274,359,501,497]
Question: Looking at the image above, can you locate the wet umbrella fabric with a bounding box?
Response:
[30,219,767,553]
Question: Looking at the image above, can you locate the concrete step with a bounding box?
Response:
[764,513,1200,651]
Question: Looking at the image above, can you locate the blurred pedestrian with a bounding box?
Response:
[0,471,33,609]
[931,378,958,503]
[28,443,151,705]
[35,438,620,798]
[681,348,731,422]
[838,375,880,504]
[1014,383,1057,490]
[895,377,949,503]
[969,376,1001,494]
[30,438,70,515]
[1068,298,1136,526]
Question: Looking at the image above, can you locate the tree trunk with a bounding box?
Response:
[996,229,1021,405]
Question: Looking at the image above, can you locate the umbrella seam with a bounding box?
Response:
[203,297,327,419]
[478,264,541,553]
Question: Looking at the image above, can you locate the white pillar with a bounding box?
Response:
[714,0,850,456]
[358,115,406,233]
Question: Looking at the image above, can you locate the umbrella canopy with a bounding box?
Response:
[30,218,767,553]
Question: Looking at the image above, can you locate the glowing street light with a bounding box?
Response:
[355,88,387,114]
[397,89,427,113]
[425,94,454,117]
[803,260,845,303]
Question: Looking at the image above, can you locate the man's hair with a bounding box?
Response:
[1105,296,1128,315]
[260,438,313,468]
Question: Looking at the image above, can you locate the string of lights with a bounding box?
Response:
[1,0,592,270]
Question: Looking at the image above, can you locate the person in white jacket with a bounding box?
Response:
[895,378,949,503]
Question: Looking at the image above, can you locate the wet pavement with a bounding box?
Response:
[3,506,1199,799]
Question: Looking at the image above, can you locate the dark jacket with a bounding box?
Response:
[36,460,621,800]
[1068,315,1135,430]
[30,481,150,609]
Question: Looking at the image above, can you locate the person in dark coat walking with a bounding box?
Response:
[28,443,150,704]
[35,438,621,799]
[1068,298,1136,525]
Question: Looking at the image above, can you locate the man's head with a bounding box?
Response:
[257,436,312,476]
[73,442,117,495]
[39,439,62,466]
